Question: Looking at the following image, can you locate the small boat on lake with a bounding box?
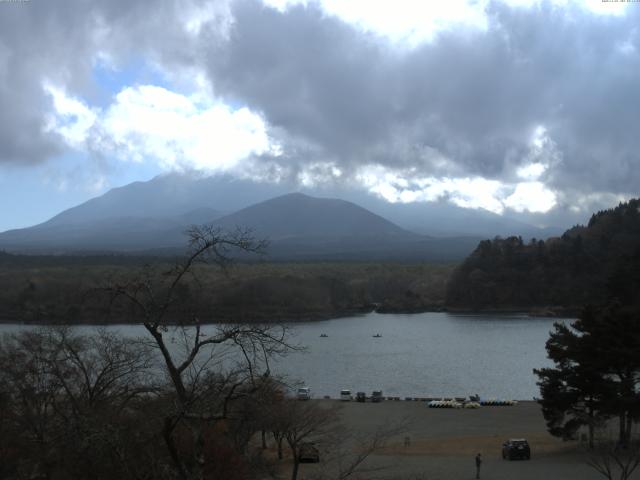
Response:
[320,333,328,338]
[372,334,382,338]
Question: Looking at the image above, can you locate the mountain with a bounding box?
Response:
[41,174,286,227]
[445,199,640,312]
[0,189,482,261]
[20,173,559,237]
[0,173,562,259]
[211,193,412,239]
[201,193,482,261]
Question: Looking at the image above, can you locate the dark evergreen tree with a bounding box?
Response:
[446,198,640,311]
[535,314,612,448]
[535,303,640,447]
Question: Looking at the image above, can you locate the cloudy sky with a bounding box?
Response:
[0,0,638,231]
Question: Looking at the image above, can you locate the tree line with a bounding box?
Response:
[446,198,640,312]
[0,257,452,325]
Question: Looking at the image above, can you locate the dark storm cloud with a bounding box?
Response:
[205,0,640,195]
[204,2,395,162]
[0,2,88,164]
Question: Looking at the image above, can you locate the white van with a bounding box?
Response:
[297,387,311,400]
[340,389,352,401]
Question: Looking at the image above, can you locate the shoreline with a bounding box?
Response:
[0,305,577,326]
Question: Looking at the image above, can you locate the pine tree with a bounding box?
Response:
[535,303,640,447]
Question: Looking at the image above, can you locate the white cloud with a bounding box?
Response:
[263,0,308,11]
[514,124,561,182]
[356,165,508,213]
[297,162,343,187]
[504,181,557,212]
[517,162,547,180]
[261,0,629,45]
[182,1,232,36]
[44,83,98,149]
[355,164,557,214]
[505,0,628,14]
[318,0,489,44]
[579,0,628,16]
[263,0,488,44]
[45,83,275,173]
[566,191,630,214]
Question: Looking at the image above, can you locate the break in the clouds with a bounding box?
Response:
[0,0,639,221]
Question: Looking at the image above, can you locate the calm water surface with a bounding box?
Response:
[0,312,568,400]
[276,312,568,400]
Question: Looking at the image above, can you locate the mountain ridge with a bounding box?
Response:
[0,174,562,261]
[4,173,560,237]
[0,190,482,261]
[210,192,417,240]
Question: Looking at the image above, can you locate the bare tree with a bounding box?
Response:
[41,327,155,412]
[309,418,409,480]
[101,226,296,480]
[265,397,407,480]
[587,435,640,480]
[0,327,157,480]
[0,329,63,478]
[276,400,341,480]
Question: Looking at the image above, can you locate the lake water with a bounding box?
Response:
[0,312,569,400]
[275,312,568,400]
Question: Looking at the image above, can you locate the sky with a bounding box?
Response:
[0,0,638,231]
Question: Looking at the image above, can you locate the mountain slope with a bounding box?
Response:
[42,173,287,226]
[202,193,482,261]
[211,193,414,240]
[0,208,222,252]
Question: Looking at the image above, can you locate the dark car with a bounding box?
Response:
[356,391,366,402]
[299,443,320,463]
[371,390,384,403]
[502,439,531,460]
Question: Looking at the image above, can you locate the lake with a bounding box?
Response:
[0,312,568,400]
[274,312,568,400]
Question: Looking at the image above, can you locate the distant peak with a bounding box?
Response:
[280,192,311,199]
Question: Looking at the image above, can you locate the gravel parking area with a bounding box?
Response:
[287,400,622,480]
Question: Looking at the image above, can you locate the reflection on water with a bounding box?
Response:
[0,312,569,400]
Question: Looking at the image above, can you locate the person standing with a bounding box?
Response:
[475,453,482,479]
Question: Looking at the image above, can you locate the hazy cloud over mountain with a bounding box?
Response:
[0,0,638,230]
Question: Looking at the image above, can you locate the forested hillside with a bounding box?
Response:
[445,199,640,313]
[0,259,451,324]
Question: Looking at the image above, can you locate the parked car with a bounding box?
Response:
[340,389,352,401]
[371,390,384,402]
[502,439,531,460]
[356,391,366,402]
[297,387,311,400]
[298,443,320,463]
